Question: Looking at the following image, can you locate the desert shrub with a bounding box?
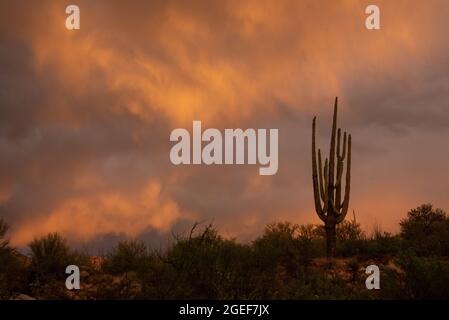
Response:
[0,219,10,250]
[96,271,141,299]
[297,224,325,261]
[102,240,149,274]
[275,267,352,299]
[28,233,89,298]
[400,204,449,256]
[253,222,300,264]
[335,219,366,257]
[29,233,84,278]
[156,225,251,299]
[0,219,28,297]
[138,253,179,299]
[363,227,401,259]
[337,219,365,241]
[254,223,323,261]
[313,219,372,257]
[249,223,329,298]
[397,253,449,299]
[253,223,307,278]
[250,224,296,299]
[330,219,402,258]
[0,252,27,298]
[376,265,405,300]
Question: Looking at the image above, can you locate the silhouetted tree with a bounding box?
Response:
[400,204,449,256]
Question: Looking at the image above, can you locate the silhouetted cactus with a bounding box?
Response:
[312,97,352,257]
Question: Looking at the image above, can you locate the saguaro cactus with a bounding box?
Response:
[312,97,352,258]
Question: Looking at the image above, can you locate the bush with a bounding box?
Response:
[400,204,449,256]
[335,219,366,257]
[313,218,393,258]
[254,223,308,276]
[364,227,401,259]
[253,222,300,263]
[138,224,256,299]
[160,225,248,299]
[297,224,325,263]
[28,233,89,298]
[29,233,83,278]
[337,219,365,241]
[0,219,28,297]
[398,253,449,299]
[102,240,149,274]
[0,219,10,250]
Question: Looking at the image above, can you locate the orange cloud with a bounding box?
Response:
[10,180,188,246]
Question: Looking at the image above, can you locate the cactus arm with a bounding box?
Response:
[337,128,341,158]
[336,160,343,208]
[337,134,351,223]
[342,132,347,160]
[312,117,326,222]
[318,149,327,202]
[337,131,347,160]
[336,132,347,210]
[335,127,342,206]
[328,97,338,203]
[323,158,329,212]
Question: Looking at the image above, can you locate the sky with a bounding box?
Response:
[1,0,449,250]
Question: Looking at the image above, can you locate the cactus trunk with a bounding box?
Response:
[312,97,352,258]
[325,224,336,258]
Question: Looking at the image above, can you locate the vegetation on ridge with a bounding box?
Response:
[1,204,449,299]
